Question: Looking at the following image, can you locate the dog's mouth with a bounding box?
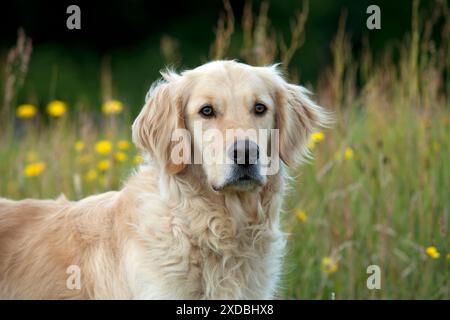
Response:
[213,166,264,192]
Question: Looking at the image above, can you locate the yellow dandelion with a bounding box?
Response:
[95,140,112,155]
[134,154,144,165]
[446,253,450,260]
[84,169,98,182]
[24,162,46,178]
[425,246,440,259]
[344,147,354,160]
[321,256,339,274]
[295,209,308,222]
[311,132,325,142]
[117,140,130,151]
[102,100,123,115]
[97,159,111,171]
[16,104,37,118]
[114,151,127,162]
[308,132,325,150]
[47,100,67,118]
[74,141,85,152]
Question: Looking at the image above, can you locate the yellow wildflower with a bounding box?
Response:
[114,151,127,162]
[335,147,355,161]
[425,246,440,259]
[134,155,144,165]
[321,256,339,274]
[47,100,67,117]
[84,169,98,182]
[344,147,354,160]
[102,100,123,115]
[117,140,130,150]
[74,141,85,152]
[24,162,46,177]
[16,104,37,118]
[446,253,450,260]
[95,140,112,155]
[295,209,308,222]
[97,160,111,171]
[311,132,325,142]
[308,132,325,150]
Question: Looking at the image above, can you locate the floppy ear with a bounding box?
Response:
[276,76,331,167]
[132,74,187,175]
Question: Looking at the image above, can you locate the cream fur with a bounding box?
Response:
[0,61,329,299]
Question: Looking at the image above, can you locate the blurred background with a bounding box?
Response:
[0,0,449,299]
[0,0,438,113]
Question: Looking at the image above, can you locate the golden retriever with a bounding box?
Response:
[0,60,329,299]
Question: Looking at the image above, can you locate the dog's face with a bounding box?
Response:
[132,61,329,193]
[183,63,276,192]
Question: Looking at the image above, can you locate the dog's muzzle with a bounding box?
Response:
[219,139,264,192]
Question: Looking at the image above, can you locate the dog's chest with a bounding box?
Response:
[196,223,282,299]
[129,191,285,299]
[133,220,283,299]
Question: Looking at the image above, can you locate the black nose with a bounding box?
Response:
[229,140,260,165]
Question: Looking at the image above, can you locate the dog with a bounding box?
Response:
[0,60,329,299]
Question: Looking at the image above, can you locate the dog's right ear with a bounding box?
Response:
[258,64,333,168]
[132,72,188,175]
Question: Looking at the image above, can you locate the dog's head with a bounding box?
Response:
[132,61,329,193]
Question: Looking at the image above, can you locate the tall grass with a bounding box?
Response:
[0,0,449,299]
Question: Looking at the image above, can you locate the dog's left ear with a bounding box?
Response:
[132,71,188,175]
[269,68,332,167]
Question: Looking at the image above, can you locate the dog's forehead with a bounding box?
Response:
[187,63,272,96]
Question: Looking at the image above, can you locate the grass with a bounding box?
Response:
[1,0,449,299]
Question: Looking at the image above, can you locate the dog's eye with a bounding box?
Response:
[254,103,267,115]
[199,105,215,118]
